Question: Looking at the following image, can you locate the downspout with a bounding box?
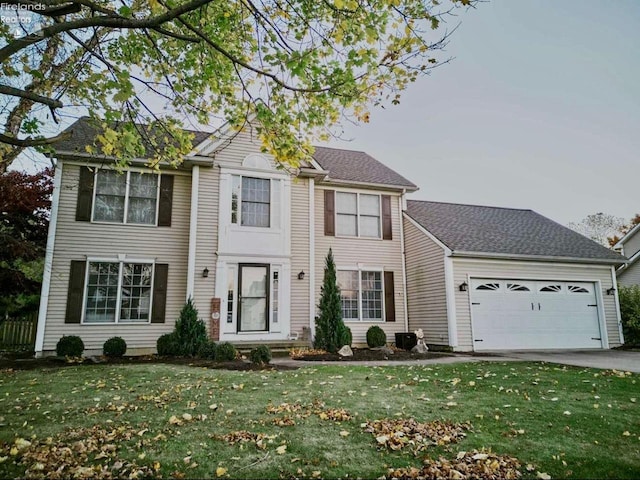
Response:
[398,189,409,332]
[186,165,200,300]
[308,178,316,340]
[35,161,63,356]
[611,265,625,345]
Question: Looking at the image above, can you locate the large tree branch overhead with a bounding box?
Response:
[0,0,474,169]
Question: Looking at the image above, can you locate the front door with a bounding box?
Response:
[238,264,269,332]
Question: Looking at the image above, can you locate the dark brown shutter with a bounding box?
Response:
[151,264,169,323]
[76,167,94,221]
[65,260,86,323]
[324,189,335,236]
[158,175,174,227]
[384,271,396,322]
[382,195,392,240]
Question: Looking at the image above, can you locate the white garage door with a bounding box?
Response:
[470,279,603,350]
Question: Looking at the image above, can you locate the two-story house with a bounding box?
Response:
[35,118,416,355]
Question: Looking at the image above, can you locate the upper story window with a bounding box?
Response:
[335,192,381,238]
[93,171,159,225]
[231,175,280,228]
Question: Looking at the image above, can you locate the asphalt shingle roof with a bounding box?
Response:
[53,119,414,189]
[406,200,626,263]
[52,117,210,156]
[312,146,417,189]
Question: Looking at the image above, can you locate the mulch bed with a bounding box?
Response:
[0,355,297,372]
[294,348,452,362]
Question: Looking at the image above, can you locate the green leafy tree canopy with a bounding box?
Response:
[0,0,473,171]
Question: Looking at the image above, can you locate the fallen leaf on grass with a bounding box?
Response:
[365,418,472,452]
[276,445,287,455]
[387,449,521,479]
[536,472,551,480]
[216,466,228,477]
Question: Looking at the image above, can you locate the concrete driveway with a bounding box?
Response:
[494,349,640,373]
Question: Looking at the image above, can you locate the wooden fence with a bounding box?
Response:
[0,312,38,352]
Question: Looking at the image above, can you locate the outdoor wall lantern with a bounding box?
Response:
[298,271,305,280]
[459,282,468,292]
[202,267,209,278]
[606,287,616,296]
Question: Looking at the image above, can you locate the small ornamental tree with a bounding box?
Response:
[174,298,208,356]
[314,249,348,353]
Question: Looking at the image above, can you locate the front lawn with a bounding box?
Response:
[0,361,638,479]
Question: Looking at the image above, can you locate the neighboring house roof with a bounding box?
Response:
[405,200,626,264]
[312,146,417,190]
[52,116,211,156]
[614,222,640,249]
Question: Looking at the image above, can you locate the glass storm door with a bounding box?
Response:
[238,264,269,332]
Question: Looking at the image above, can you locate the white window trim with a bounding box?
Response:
[91,170,161,227]
[337,266,385,322]
[335,191,383,239]
[230,174,280,230]
[80,257,156,325]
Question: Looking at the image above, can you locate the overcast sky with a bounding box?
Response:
[323,0,640,226]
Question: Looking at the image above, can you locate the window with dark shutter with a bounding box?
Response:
[151,264,169,323]
[384,271,395,322]
[65,260,86,323]
[76,167,94,221]
[324,189,335,236]
[382,195,392,240]
[157,175,174,227]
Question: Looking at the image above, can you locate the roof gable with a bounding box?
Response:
[406,200,626,264]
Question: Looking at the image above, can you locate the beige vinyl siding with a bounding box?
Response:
[315,187,406,345]
[452,257,622,351]
[618,261,640,287]
[42,163,191,353]
[212,127,275,167]
[623,232,640,258]
[290,178,311,338]
[403,218,449,345]
[191,167,220,330]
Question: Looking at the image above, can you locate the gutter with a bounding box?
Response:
[450,250,627,266]
[50,151,214,168]
[316,177,419,193]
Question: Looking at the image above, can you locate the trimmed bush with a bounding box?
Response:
[215,342,237,362]
[156,333,179,356]
[56,335,84,357]
[366,325,387,348]
[249,345,272,365]
[198,340,217,359]
[103,336,127,358]
[337,324,352,347]
[174,298,208,356]
[619,285,640,347]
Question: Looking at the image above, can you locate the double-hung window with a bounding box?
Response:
[84,261,153,323]
[231,175,280,228]
[335,192,381,238]
[93,171,159,225]
[337,270,384,321]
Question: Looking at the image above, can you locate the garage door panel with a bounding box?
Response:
[470,278,602,350]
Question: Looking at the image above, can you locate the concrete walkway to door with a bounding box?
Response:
[495,349,640,373]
